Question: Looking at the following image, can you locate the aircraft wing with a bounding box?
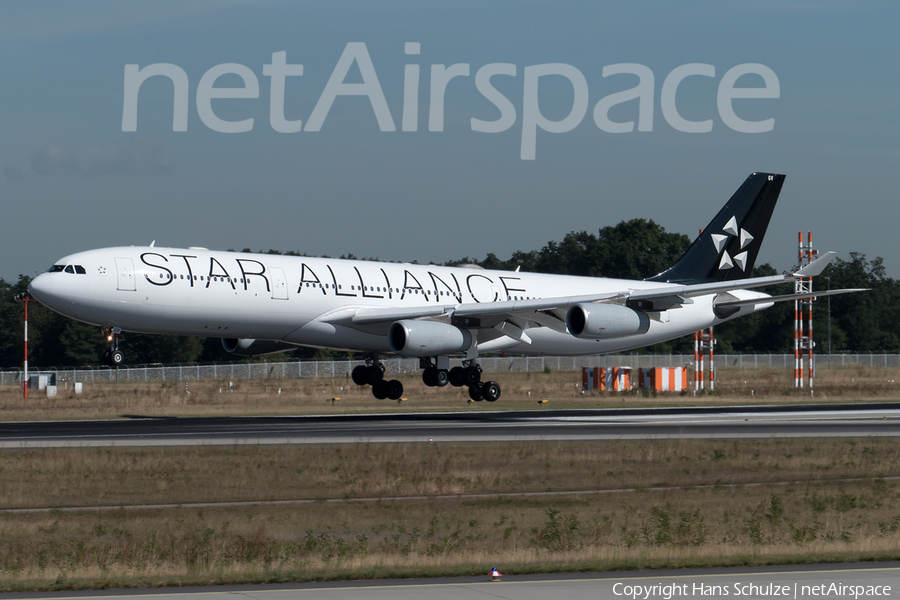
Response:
[335,271,795,329]
[322,251,856,341]
[321,292,623,336]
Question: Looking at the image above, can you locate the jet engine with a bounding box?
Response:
[221,338,297,356]
[566,304,651,339]
[388,320,473,357]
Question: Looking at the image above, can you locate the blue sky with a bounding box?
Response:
[2,0,898,281]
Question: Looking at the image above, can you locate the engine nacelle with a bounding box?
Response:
[389,320,473,357]
[566,303,651,339]
[221,338,297,356]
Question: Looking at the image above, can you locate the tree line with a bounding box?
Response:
[0,221,895,369]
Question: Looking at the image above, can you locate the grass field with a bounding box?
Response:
[2,439,900,590]
[1,367,899,591]
[1,365,899,421]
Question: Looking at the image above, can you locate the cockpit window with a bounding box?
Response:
[49,264,87,274]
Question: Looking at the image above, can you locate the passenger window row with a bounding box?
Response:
[153,273,257,284]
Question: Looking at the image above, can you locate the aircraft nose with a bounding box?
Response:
[28,273,54,300]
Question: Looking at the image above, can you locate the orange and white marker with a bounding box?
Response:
[638,367,688,391]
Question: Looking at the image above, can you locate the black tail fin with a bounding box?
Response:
[647,172,785,284]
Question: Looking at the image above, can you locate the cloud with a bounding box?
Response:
[30,134,173,177]
[4,166,25,186]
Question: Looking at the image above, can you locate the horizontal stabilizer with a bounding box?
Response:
[715,287,868,308]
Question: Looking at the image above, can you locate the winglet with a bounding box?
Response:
[795,251,836,278]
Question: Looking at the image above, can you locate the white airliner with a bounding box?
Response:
[29,173,861,402]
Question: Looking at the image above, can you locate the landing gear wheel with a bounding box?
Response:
[372,380,389,400]
[386,380,404,400]
[462,366,481,387]
[481,381,501,402]
[468,386,484,402]
[434,369,449,387]
[110,350,125,366]
[352,365,369,386]
[101,327,123,366]
[422,367,438,387]
[449,366,465,387]
[366,365,384,385]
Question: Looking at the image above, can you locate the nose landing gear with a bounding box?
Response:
[101,327,125,366]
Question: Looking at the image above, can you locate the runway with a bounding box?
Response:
[2,402,900,447]
[3,563,898,600]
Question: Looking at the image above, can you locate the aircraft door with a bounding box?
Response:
[270,267,288,300]
[115,258,136,291]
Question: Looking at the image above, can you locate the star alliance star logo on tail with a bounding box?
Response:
[712,216,753,271]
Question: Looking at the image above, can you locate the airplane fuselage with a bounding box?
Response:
[28,246,764,357]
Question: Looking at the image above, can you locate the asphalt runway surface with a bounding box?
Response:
[4,563,899,600]
[2,402,900,447]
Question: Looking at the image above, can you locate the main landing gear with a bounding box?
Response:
[101,327,125,366]
[424,358,501,402]
[353,355,501,403]
[352,357,404,400]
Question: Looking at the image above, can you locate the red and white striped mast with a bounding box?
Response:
[794,232,801,387]
[692,225,716,393]
[694,328,715,391]
[15,294,29,399]
[694,331,700,391]
[807,233,815,386]
[794,232,816,388]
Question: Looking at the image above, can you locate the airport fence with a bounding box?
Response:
[1,353,899,385]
